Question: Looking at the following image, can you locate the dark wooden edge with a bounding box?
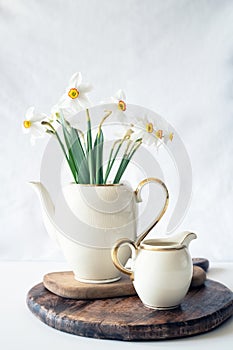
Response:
[192,258,209,272]
[26,283,233,341]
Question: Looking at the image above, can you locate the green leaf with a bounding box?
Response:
[69,128,90,183]
[86,109,92,156]
[55,131,78,183]
[95,129,104,184]
[113,157,130,184]
[86,109,94,184]
[113,140,142,184]
[60,112,89,183]
[104,139,123,184]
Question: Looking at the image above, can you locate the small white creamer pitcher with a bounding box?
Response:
[112,231,197,309]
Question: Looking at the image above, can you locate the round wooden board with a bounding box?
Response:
[27,279,233,341]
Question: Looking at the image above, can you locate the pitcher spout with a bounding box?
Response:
[179,231,197,247]
[164,231,197,248]
[29,182,58,243]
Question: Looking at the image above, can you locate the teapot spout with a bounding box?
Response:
[29,182,58,243]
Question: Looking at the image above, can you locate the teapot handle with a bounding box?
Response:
[134,177,169,247]
[111,238,137,280]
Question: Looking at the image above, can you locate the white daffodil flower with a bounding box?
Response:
[57,72,92,112]
[133,116,161,146]
[22,106,47,145]
[154,119,174,146]
[133,115,175,147]
[104,89,128,123]
[163,127,174,144]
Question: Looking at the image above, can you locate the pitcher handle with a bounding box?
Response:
[134,177,169,247]
[111,238,137,280]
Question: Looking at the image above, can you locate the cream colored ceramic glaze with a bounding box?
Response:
[30,179,169,283]
[112,231,197,308]
[57,233,130,283]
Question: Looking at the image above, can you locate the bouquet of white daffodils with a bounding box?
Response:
[23,72,173,185]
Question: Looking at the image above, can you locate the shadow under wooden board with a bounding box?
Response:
[27,279,233,341]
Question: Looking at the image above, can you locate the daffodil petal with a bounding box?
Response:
[31,122,45,135]
[25,106,35,120]
[69,72,82,88]
[22,125,30,134]
[55,94,70,111]
[77,94,92,108]
[78,83,93,93]
[115,89,126,101]
[30,112,47,122]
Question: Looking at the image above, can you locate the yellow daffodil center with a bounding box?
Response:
[169,132,174,141]
[23,120,31,128]
[118,100,126,111]
[155,129,163,139]
[146,122,154,133]
[68,88,79,99]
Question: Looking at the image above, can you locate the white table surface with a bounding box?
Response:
[1,261,232,350]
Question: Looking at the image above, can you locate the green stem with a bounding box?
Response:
[86,109,92,151]
[104,139,121,183]
[86,109,94,184]
[113,157,129,184]
[127,139,142,160]
[70,128,89,183]
[60,117,82,183]
[113,139,142,184]
[95,129,104,184]
[76,129,87,155]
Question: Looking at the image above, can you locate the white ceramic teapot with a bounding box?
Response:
[112,231,197,309]
[30,177,169,283]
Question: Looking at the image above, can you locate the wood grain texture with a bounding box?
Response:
[43,272,135,299]
[43,266,206,299]
[27,279,233,341]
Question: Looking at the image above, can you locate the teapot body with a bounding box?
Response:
[30,178,169,284]
[55,183,137,283]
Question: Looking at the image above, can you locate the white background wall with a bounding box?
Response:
[0,0,232,261]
